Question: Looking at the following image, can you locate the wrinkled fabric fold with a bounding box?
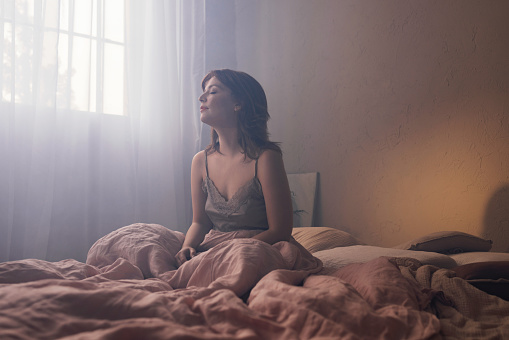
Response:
[0,224,448,340]
[86,224,322,296]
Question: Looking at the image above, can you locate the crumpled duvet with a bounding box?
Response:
[0,223,441,340]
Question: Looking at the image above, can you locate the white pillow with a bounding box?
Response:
[449,251,509,266]
[314,245,457,275]
[292,227,364,253]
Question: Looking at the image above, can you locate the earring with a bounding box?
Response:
[234,105,241,112]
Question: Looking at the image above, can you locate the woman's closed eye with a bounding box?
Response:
[201,90,216,97]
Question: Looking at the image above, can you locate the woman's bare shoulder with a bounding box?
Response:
[258,148,283,165]
[257,149,286,179]
[192,150,206,164]
[191,150,207,178]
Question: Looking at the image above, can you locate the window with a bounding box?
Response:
[1,0,126,115]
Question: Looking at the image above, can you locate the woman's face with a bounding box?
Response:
[199,77,238,128]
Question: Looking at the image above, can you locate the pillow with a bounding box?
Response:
[393,231,492,254]
[314,245,457,274]
[292,227,364,253]
[450,251,509,266]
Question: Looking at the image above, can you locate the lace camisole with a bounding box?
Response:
[202,153,269,232]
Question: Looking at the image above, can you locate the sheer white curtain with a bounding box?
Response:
[0,0,206,262]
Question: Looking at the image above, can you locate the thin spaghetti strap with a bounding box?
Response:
[254,158,258,178]
[205,152,209,177]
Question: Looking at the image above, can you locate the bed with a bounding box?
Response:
[1,224,509,339]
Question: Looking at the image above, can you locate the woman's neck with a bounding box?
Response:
[215,127,242,157]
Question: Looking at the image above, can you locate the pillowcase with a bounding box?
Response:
[394,231,492,254]
[450,251,509,266]
[314,245,457,274]
[292,227,364,253]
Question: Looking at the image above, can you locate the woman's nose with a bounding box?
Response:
[199,93,206,102]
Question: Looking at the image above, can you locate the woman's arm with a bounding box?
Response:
[176,151,212,266]
[252,149,293,244]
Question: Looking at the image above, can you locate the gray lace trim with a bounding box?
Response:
[202,177,262,217]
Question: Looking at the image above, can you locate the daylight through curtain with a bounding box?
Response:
[0,0,206,262]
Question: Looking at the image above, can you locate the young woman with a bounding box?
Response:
[86,70,321,294]
[176,69,295,266]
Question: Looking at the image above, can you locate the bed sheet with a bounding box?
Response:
[0,224,442,340]
[1,224,509,339]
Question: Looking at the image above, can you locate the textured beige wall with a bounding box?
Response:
[235,0,509,251]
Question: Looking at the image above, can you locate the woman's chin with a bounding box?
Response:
[200,115,211,125]
[200,114,219,127]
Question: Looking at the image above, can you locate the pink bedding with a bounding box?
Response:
[0,224,442,339]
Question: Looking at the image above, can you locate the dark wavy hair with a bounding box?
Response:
[201,69,281,160]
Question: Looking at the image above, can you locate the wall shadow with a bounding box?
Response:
[483,184,509,252]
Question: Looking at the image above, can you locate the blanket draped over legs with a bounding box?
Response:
[0,223,451,339]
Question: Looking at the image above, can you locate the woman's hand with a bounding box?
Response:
[175,246,197,267]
